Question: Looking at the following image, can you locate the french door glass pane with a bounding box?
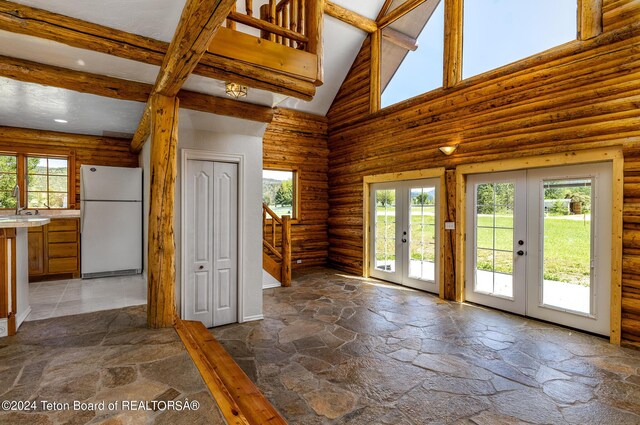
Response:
[542,178,592,314]
[408,186,436,281]
[475,182,515,298]
[374,189,396,273]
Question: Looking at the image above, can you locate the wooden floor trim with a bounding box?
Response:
[175,318,287,425]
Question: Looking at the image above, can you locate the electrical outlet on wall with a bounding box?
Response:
[296,259,302,264]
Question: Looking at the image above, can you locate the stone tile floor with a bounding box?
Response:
[213,268,640,424]
[0,305,225,425]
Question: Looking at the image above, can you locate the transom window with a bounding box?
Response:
[379,0,578,109]
[463,0,577,79]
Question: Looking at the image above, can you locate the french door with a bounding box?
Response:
[369,178,440,294]
[465,163,612,335]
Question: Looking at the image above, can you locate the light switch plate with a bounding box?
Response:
[445,221,455,230]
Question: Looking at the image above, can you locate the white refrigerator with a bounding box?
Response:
[80,165,143,278]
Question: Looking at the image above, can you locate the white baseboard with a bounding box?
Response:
[243,314,264,322]
[17,306,31,329]
[262,282,281,289]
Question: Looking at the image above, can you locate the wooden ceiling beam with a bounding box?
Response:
[153,0,235,97]
[0,0,315,100]
[322,2,417,51]
[383,27,418,51]
[376,0,395,22]
[378,0,428,29]
[324,1,377,33]
[131,0,236,152]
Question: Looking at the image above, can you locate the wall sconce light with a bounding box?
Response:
[225,82,248,99]
[438,145,458,156]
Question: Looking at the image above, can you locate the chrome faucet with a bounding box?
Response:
[11,185,24,215]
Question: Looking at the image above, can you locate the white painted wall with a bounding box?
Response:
[15,228,30,328]
[139,110,267,323]
[139,136,151,274]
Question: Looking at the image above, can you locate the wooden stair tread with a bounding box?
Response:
[175,319,287,425]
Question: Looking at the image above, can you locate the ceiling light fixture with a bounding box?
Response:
[225,82,248,99]
[438,145,458,156]
[54,119,68,124]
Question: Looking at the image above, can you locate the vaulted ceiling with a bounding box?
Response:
[0,0,386,136]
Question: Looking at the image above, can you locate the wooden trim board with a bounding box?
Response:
[175,318,287,424]
[209,27,316,81]
[454,147,624,344]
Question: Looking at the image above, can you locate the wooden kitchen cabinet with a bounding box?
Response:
[28,217,80,281]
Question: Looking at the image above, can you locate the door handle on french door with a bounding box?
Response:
[402,231,407,243]
[517,250,525,256]
[199,265,204,270]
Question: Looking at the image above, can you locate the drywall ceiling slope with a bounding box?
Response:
[12,0,186,42]
[0,77,145,136]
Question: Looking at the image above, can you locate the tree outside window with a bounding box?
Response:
[263,169,296,219]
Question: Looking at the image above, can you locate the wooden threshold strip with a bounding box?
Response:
[175,318,287,425]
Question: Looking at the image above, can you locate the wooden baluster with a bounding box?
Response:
[269,0,277,42]
[282,215,291,287]
[283,1,290,47]
[291,0,298,48]
[259,4,270,39]
[298,0,305,49]
[277,9,283,44]
[271,218,276,247]
[227,3,236,29]
[306,0,324,84]
[245,0,253,17]
[262,205,266,235]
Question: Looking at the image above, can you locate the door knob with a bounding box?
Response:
[199,265,204,270]
[518,240,524,246]
[517,250,525,256]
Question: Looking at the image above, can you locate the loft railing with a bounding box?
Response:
[226,0,318,53]
[262,203,291,287]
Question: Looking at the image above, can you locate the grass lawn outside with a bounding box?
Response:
[375,209,591,286]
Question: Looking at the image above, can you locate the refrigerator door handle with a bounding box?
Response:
[80,203,85,234]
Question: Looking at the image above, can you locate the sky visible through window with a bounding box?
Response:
[382,0,576,108]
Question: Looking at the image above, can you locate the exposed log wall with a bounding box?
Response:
[263,109,329,269]
[603,0,640,32]
[0,127,138,208]
[326,3,640,345]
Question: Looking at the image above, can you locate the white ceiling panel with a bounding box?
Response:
[13,0,186,42]
[0,78,145,136]
[0,30,160,84]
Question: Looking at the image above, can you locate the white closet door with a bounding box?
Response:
[185,160,215,327]
[212,162,238,327]
[184,160,238,328]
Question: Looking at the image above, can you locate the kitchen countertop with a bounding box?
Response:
[0,210,81,219]
[0,217,50,229]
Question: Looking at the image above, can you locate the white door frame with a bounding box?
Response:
[455,148,624,344]
[465,171,527,314]
[180,149,245,323]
